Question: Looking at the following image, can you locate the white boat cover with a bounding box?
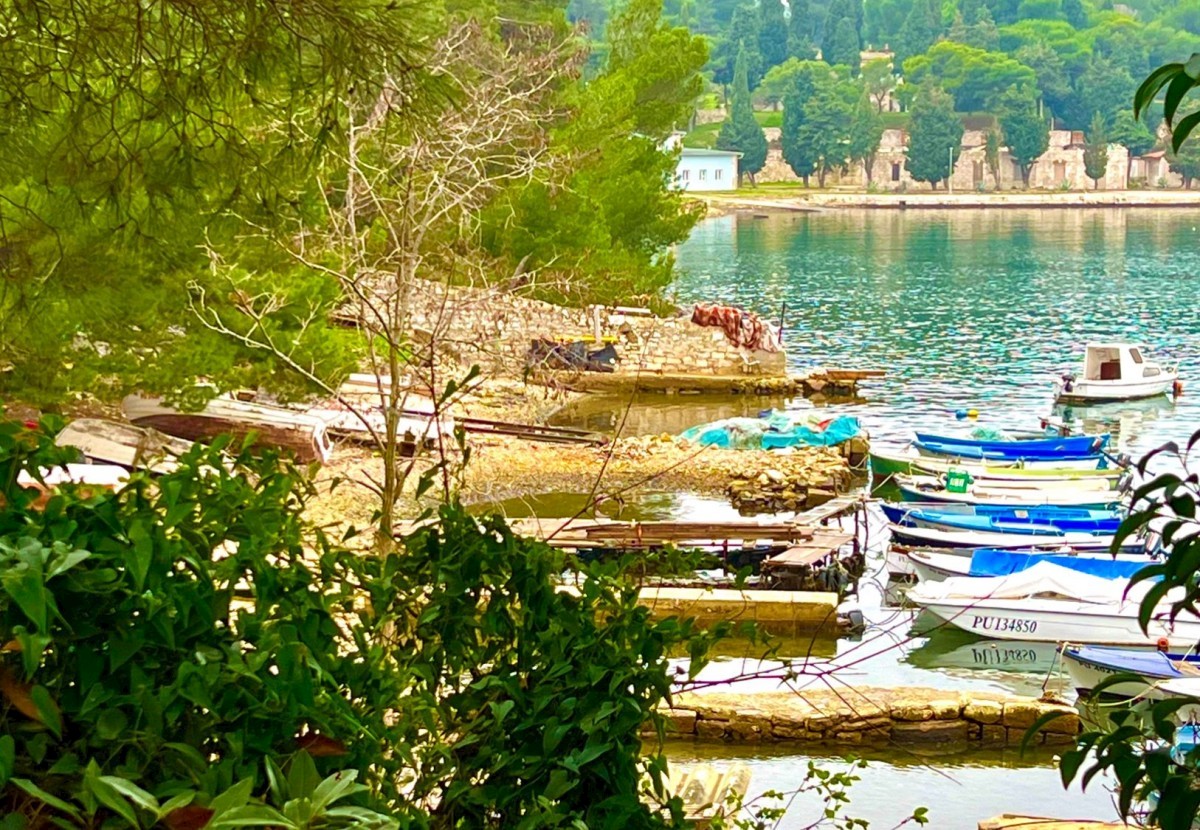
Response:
[907,561,1152,605]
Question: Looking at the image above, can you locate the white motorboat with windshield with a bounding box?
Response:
[1054,343,1180,404]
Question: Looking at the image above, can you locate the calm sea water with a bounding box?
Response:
[673,208,1200,459]
[519,209,1200,826]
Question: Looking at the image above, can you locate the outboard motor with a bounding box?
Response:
[1060,373,1076,393]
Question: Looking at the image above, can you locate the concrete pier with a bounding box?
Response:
[658,687,1080,750]
[637,587,842,632]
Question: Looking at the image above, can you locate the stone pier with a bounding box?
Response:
[657,687,1080,751]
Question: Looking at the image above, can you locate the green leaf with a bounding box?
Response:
[10,778,83,819]
[99,776,160,813]
[206,805,295,829]
[1164,72,1196,126]
[208,778,255,815]
[96,708,128,741]
[2,560,48,632]
[1173,110,1200,153]
[286,751,321,800]
[30,685,62,738]
[1135,62,1183,119]
[0,735,14,787]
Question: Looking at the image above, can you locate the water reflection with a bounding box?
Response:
[675,208,1200,459]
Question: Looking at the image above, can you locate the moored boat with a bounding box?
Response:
[869,447,1116,481]
[914,432,1108,454]
[1062,645,1200,698]
[905,548,1153,583]
[895,475,1123,508]
[56,418,196,473]
[122,394,333,464]
[888,522,1122,550]
[881,502,1123,534]
[908,564,1200,647]
[1054,342,1180,404]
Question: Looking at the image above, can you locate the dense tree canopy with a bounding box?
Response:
[717,43,770,183]
[997,85,1050,184]
[903,41,1039,111]
[906,85,965,187]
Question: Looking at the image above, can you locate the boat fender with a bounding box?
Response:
[967,409,978,418]
[954,408,967,419]
[1174,379,1185,397]
[1060,373,1075,393]
[1157,637,1171,652]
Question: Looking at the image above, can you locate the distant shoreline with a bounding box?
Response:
[697,190,1200,216]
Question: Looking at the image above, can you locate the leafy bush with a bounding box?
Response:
[0,420,721,828]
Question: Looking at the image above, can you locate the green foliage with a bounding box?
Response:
[781,63,832,183]
[829,18,864,75]
[906,85,965,187]
[712,3,764,86]
[1015,41,1074,120]
[894,0,939,70]
[823,0,863,61]
[1135,54,1200,152]
[1069,56,1137,130]
[985,129,1004,187]
[0,419,725,827]
[1016,0,1062,21]
[1083,110,1110,187]
[903,41,1039,111]
[482,0,708,307]
[718,44,770,182]
[789,0,819,59]
[0,0,435,404]
[997,85,1050,184]
[1168,134,1200,187]
[1062,0,1088,28]
[1110,110,1158,182]
[759,0,791,70]
[795,78,859,186]
[848,93,887,181]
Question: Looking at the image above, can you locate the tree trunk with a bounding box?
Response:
[1092,177,1098,190]
[1125,156,1134,189]
[817,166,827,188]
[747,172,757,187]
[802,174,810,187]
[1021,165,1031,188]
[863,158,874,184]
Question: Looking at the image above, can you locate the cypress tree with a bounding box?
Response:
[758,0,789,71]
[907,85,964,188]
[717,43,769,185]
[828,17,862,75]
[788,0,817,59]
[894,0,935,70]
[1083,111,1109,190]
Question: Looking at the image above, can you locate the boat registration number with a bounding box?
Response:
[971,615,1038,634]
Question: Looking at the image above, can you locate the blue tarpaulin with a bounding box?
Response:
[968,549,1154,580]
[679,411,862,451]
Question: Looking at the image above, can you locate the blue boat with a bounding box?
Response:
[914,439,1107,463]
[913,432,1109,454]
[967,549,1151,578]
[1062,645,1200,698]
[881,502,1123,535]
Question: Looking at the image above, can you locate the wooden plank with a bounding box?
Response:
[460,417,607,446]
[794,497,864,525]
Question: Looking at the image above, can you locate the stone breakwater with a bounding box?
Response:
[459,434,857,512]
[657,688,1080,751]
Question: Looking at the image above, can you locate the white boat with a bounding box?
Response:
[896,475,1124,508]
[18,463,131,491]
[56,418,195,473]
[905,548,1152,583]
[1054,342,1180,404]
[888,522,1119,550]
[122,394,333,465]
[1060,646,1200,699]
[908,564,1200,647]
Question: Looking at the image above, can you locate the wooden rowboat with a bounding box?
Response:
[56,418,195,473]
[122,394,332,464]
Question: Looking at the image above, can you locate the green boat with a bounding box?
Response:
[868,447,1119,484]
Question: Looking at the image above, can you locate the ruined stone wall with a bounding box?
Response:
[659,688,1080,750]
[400,281,788,379]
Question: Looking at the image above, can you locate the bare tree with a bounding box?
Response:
[192,19,577,547]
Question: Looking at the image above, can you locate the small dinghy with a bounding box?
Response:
[1054,343,1180,404]
[56,418,196,473]
[905,548,1153,583]
[895,475,1123,508]
[881,502,1123,534]
[123,394,333,465]
[869,447,1116,480]
[888,522,1121,550]
[1062,645,1200,699]
[908,563,1200,647]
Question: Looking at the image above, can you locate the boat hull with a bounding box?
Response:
[896,480,1121,509]
[911,596,1200,647]
[1055,374,1178,405]
[1061,646,1194,698]
[888,523,1117,549]
[870,449,1113,479]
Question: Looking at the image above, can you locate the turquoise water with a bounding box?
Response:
[673,208,1200,459]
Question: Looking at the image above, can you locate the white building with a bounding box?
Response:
[662,132,740,191]
[674,148,741,191]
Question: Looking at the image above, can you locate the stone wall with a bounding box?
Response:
[400,280,788,379]
[757,126,1161,191]
[659,687,1079,751]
